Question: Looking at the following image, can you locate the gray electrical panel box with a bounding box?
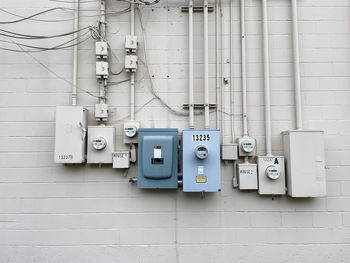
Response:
[257,156,286,195]
[182,130,221,192]
[137,128,178,189]
[54,106,88,164]
[282,130,326,197]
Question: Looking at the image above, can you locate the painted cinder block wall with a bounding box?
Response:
[0,0,349,262]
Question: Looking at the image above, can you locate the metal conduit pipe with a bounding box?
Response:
[204,0,210,129]
[220,0,225,142]
[215,0,220,129]
[99,0,107,105]
[291,0,303,130]
[130,0,136,121]
[230,0,235,143]
[241,0,248,137]
[262,0,272,156]
[71,0,79,106]
[189,0,194,129]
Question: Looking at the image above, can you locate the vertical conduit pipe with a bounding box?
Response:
[99,0,107,105]
[220,0,225,142]
[262,0,272,156]
[230,0,235,143]
[130,1,135,121]
[291,0,303,130]
[215,0,220,129]
[241,0,248,137]
[71,0,79,106]
[204,0,210,129]
[189,0,194,129]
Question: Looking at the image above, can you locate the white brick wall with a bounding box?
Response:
[0,0,349,262]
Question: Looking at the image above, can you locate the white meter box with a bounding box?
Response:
[182,130,221,192]
[54,106,88,164]
[238,163,258,190]
[87,126,115,164]
[257,156,285,195]
[113,152,130,169]
[282,130,326,197]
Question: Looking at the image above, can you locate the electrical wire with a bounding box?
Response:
[117,0,160,6]
[49,0,99,3]
[0,31,92,53]
[0,26,95,52]
[137,7,190,117]
[0,7,69,24]
[5,37,100,99]
[0,6,131,23]
[0,26,90,40]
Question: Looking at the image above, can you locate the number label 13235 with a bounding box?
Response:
[192,134,210,142]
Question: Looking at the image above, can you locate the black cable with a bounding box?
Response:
[0,26,90,40]
[0,33,92,53]
[0,7,67,24]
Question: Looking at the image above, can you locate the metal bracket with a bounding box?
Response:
[181,6,214,13]
[182,104,217,110]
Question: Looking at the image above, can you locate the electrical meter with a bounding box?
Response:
[195,145,209,159]
[125,124,138,138]
[241,139,255,153]
[238,137,256,157]
[92,136,107,151]
[124,121,140,144]
[265,165,280,180]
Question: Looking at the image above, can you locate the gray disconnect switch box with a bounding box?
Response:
[137,128,178,189]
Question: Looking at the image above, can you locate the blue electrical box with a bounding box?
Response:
[138,128,178,189]
[182,130,221,192]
